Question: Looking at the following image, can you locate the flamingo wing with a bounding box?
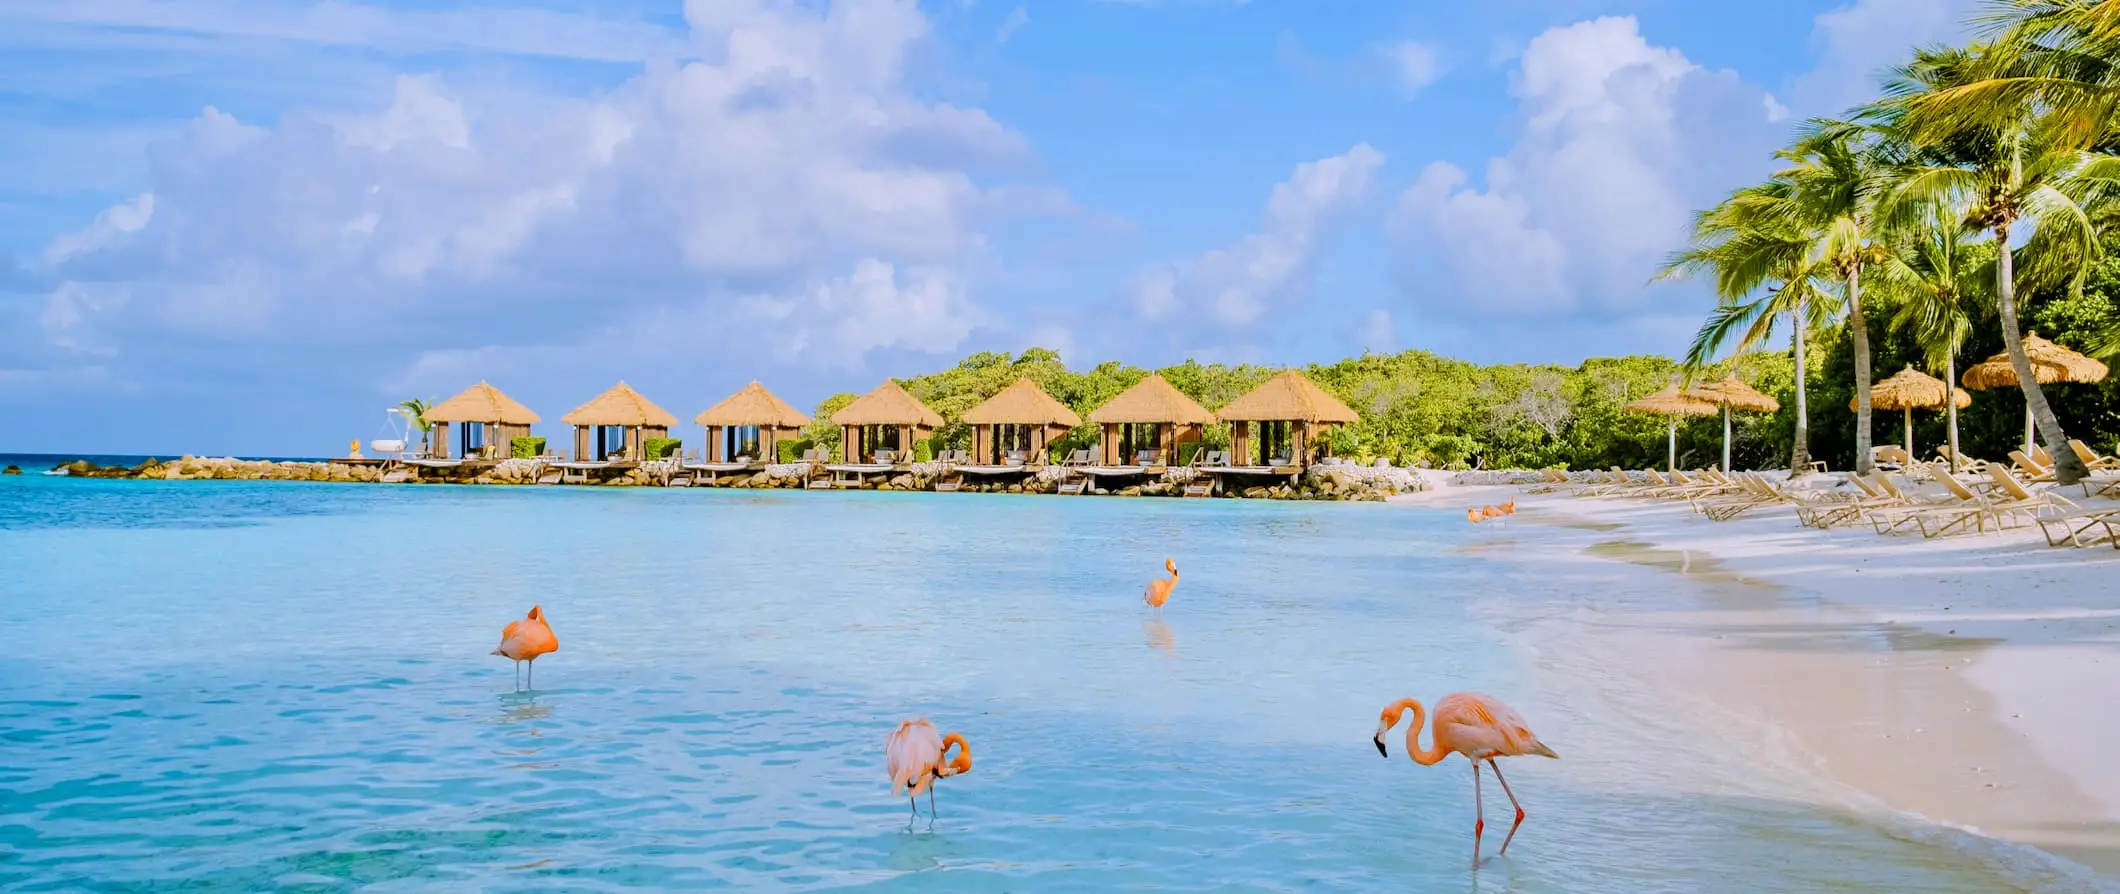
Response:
[885,719,943,794]
[1438,692,1554,759]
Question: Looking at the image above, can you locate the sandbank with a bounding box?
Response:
[1403,477,2120,881]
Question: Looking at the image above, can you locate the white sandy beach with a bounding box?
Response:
[1402,474,2120,882]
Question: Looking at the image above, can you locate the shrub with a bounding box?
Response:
[1177,442,1203,466]
[778,438,812,463]
[643,437,682,460]
[511,436,547,459]
[913,439,935,463]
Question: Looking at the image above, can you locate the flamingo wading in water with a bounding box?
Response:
[1143,558,1179,609]
[491,605,559,689]
[886,718,973,819]
[1374,693,1558,868]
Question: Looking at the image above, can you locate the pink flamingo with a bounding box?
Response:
[886,718,973,819]
[491,605,558,690]
[1374,693,1558,868]
[1143,558,1179,610]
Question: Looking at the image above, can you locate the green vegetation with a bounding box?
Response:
[1665,9,2120,483]
[510,436,546,459]
[398,398,433,454]
[642,437,682,461]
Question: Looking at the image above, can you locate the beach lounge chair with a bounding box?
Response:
[1892,466,2052,538]
[2068,439,2120,473]
[2009,450,2057,484]
[1934,446,1990,473]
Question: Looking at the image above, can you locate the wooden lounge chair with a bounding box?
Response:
[2068,439,2120,473]
[2009,450,2057,484]
[1893,466,2052,538]
[1934,446,1991,473]
[1796,474,1900,529]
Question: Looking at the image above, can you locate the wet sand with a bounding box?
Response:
[1406,483,2120,880]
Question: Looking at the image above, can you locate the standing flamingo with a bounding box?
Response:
[1143,558,1179,609]
[885,718,973,819]
[491,605,559,690]
[1373,693,1558,868]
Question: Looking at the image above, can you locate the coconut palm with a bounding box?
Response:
[1775,125,1899,474]
[1871,203,1995,470]
[1875,46,2120,483]
[1896,2,2120,150]
[400,398,435,456]
[1657,180,1837,474]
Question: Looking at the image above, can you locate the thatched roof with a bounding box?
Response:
[830,379,944,428]
[1692,375,1779,414]
[1853,366,1971,412]
[424,381,540,425]
[1088,374,1216,425]
[561,381,679,428]
[1624,385,1719,417]
[1961,331,2110,390]
[1215,370,1360,423]
[696,381,810,429]
[961,378,1082,427]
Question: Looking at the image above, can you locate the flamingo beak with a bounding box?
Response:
[1373,733,1388,758]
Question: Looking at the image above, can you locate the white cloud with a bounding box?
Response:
[1386,16,1783,334]
[996,5,1028,43]
[1128,143,1384,331]
[1386,41,1444,97]
[23,0,1057,383]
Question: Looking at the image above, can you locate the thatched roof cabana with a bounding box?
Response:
[695,382,810,464]
[1625,384,1718,473]
[961,378,1081,466]
[1690,375,1778,473]
[1215,370,1357,469]
[422,381,540,460]
[1850,366,1971,458]
[830,380,943,464]
[1085,374,1215,467]
[562,381,679,463]
[1961,332,2110,453]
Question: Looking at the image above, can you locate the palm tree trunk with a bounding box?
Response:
[1994,223,2088,484]
[1945,352,1960,473]
[1848,265,1874,475]
[1789,298,1812,475]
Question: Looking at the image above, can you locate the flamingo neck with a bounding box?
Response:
[939,732,973,776]
[1391,698,1449,766]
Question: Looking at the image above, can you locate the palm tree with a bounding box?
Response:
[1871,204,1994,470]
[1657,181,1836,474]
[400,398,435,456]
[1778,125,1898,474]
[1874,46,2120,484]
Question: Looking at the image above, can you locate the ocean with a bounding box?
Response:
[0,472,2094,891]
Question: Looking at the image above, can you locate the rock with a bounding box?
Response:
[1117,486,1142,497]
[1243,486,1268,499]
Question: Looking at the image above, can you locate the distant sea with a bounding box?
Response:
[0,452,330,471]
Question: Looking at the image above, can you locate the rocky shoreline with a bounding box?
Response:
[22,456,1423,501]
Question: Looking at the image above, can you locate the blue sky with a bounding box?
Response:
[0,0,1978,455]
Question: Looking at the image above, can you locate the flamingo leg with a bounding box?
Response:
[1488,759,1528,857]
[1471,760,1486,869]
[512,661,520,690]
[928,783,938,819]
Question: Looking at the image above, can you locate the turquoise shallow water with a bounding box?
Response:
[0,476,2088,891]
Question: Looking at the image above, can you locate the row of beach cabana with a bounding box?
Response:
[379,370,1364,493]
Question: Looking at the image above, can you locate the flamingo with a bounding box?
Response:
[886,718,973,819]
[1480,504,1504,519]
[491,605,559,690]
[1465,507,1485,524]
[1143,558,1179,609]
[1500,499,1516,515]
[1374,693,1558,868]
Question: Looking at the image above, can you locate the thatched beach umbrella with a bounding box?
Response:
[1849,366,1970,460]
[1624,385,1719,473]
[1960,332,2109,454]
[1690,375,1779,473]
